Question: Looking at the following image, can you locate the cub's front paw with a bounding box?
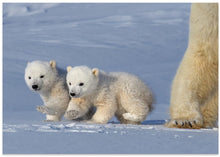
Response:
[165,119,203,129]
[36,106,57,115]
[64,110,81,120]
[36,106,48,114]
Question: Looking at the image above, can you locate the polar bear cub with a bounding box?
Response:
[25,60,70,121]
[65,66,153,124]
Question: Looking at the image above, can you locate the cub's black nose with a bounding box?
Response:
[70,93,76,97]
[32,85,38,90]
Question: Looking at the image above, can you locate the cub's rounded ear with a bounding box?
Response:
[27,62,30,66]
[49,60,56,68]
[92,68,99,77]
[67,66,72,72]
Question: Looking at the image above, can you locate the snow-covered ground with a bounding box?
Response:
[3,3,218,154]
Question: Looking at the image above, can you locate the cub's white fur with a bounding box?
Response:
[25,60,70,121]
[65,66,153,124]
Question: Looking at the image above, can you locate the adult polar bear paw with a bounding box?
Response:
[166,119,203,129]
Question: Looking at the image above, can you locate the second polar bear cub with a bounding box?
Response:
[65,66,153,124]
[25,60,70,121]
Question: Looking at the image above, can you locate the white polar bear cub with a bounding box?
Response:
[65,66,153,124]
[25,60,70,121]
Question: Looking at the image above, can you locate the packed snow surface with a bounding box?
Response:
[3,3,218,154]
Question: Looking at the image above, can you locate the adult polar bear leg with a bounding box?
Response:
[167,47,218,129]
[166,3,218,129]
[201,90,218,128]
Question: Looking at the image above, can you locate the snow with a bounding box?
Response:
[3,3,58,17]
[3,111,218,154]
[3,3,218,154]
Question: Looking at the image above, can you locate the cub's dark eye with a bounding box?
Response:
[79,83,84,86]
[28,76,31,79]
[69,82,71,86]
[40,75,44,78]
